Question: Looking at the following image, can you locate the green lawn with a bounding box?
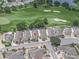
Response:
[0,6,79,32]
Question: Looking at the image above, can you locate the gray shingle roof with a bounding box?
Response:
[8,50,25,59]
[30,48,45,59]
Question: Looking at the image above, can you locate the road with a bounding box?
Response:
[46,42,59,59]
[60,37,79,45]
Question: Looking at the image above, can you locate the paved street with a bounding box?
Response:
[60,37,79,45]
[46,43,59,59]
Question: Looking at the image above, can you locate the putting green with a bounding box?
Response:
[48,18,67,25]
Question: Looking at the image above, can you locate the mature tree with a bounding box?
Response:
[0,0,4,13]
[33,0,38,8]
[29,19,47,29]
[2,51,6,58]
[7,0,12,2]
[74,0,78,3]
[16,20,27,31]
[72,20,79,26]
[54,1,60,7]
[62,2,69,9]
[38,0,45,4]
[44,0,49,8]
[22,47,26,55]
[0,25,1,31]
[4,6,11,13]
[43,17,48,25]
[11,6,17,11]
[5,42,11,47]
[50,36,61,47]
[33,2,37,8]
[0,0,4,7]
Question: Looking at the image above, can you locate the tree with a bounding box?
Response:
[43,17,48,25]
[7,0,12,2]
[38,0,45,4]
[16,20,27,31]
[22,47,26,55]
[33,2,37,8]
[0,0,4,13]
[5,41,11,47]
[2,51,6,58]
[18,5,24,9]
[0,25,2,32]
[0,0,4,7]
[11,6,17,11]
[44,0,49,8]
[29,19,46,29]
[4,6,11,13]
[72,20,79,26]
[43,45,47,50]
[50,36,61,47]
[74,0,78,3]
[62,2,69,9]
[54,1,60,7]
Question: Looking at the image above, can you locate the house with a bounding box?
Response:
[8,50,25,59]
[72,27,79,37]
[21,30,31,43]
[3,32,14,42]
[39,29,47,40]
[48,27,63,37]
[30,48,45,59]
[58,46,79,59]
[63,28,72,37]
[64,55,79,59]
[4,0,34,3]
[13,31,23,44]
[2,50,16,58]
[3,0,34,7]
[13,30,32,44]
[31,29,39,41]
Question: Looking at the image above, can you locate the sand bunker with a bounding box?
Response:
[44,10,51,12]
[54,18,67,22]
[53,11,61,13]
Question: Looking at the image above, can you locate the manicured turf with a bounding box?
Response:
[0,6,79,32]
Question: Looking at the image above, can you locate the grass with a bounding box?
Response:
[0,6,79,32]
